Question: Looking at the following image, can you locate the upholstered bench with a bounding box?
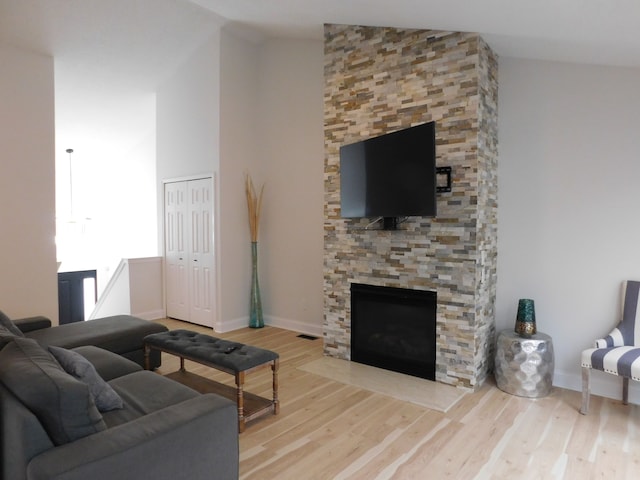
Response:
[144,329,279,432]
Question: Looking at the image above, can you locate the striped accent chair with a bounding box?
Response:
[580,280,640,414]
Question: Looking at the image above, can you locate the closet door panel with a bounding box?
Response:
[164,182,188,320]
[187,178,215,327]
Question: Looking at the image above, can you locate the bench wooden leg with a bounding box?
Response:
[272,359,280,415]
[180,356,185,372]
[236,371,246,433]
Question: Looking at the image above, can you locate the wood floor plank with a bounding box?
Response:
[153,319,640,479]
[343,412,450,479]
[387,417,462,479]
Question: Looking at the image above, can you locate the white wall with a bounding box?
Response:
[55,126,158,296]
[0,43,58,322]
[497,57,640,402]
[156,32,220,181]
[156,25,257,332]
[218,28,261,330]
[128,257,164,320]
[156,30,221,327]
[157,28,324,334]
[218,34,325,335]
[257,40,325,336]
[91,257,164,320]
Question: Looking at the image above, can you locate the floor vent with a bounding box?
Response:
[297,334,319,341]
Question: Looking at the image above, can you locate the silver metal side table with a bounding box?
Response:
[495,330,554,398]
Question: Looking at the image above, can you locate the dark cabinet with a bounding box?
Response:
[57,270,97,324]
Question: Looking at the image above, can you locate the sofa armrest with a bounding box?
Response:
[27,394,239,480]
[13,316,51,333]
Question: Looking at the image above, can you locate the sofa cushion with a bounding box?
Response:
[25,315,167,354]
[0,309,24,337]
[22,315,168,370]
[49,346,124,412]
[102,371,200,427]
[71,345,142,381]
[0,337,106,445]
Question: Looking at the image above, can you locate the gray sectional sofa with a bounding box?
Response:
[14,313,168,369]
[0,312,239,480]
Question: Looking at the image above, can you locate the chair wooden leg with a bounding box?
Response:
[622,376,629,405]
[580,366,590,415]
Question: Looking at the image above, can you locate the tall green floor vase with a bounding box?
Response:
[249,242,264,328]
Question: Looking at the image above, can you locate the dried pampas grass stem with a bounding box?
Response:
[245,173,264,242]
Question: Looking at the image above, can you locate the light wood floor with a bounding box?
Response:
[155,319,640,479]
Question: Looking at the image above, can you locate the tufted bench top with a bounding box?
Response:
[144,329,278,373]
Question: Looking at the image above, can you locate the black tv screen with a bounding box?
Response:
[340,122,436,225]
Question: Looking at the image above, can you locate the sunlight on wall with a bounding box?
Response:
[55,134,159,297]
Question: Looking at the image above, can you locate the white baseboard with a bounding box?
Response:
[552,368,640,404]
[264,315,323,337]
[162,313,640,404]
[132,309,166,321]
[214,316,248,333]
[213,314,322,338]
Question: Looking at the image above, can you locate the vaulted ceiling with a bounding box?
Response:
[1,0,638,161]
[192,0,640,67]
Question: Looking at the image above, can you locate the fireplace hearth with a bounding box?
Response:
[350,283,436,381]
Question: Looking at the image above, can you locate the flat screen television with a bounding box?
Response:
[339,121,436,230]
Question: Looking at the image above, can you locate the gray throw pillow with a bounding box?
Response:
[0,310,24,337]
[49,346,124,412]
[0,337,106,445]
[0,325,17,349]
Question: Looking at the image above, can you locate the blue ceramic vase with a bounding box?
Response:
[249,242,264,328]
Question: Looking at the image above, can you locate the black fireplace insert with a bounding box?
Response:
[350,283,436,380]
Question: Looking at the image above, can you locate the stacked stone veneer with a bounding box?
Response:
[323,25,498,390]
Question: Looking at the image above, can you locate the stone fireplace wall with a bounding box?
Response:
[323,25,499,390]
